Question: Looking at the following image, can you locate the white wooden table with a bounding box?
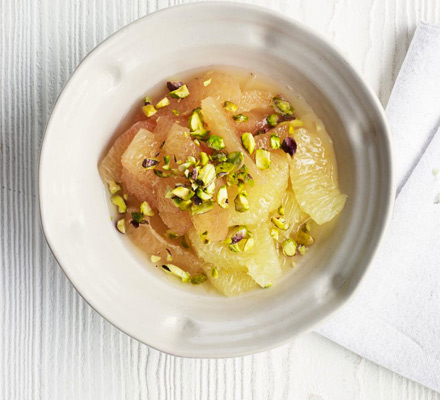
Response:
[2,0,440,398]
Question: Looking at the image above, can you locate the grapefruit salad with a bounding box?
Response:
[99,70,347,296]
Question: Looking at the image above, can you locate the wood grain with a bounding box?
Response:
[1,0,440,399]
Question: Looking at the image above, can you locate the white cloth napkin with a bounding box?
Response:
[319,22,440,393]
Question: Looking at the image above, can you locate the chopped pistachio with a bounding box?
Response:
[171,186,194,201]
[162,155,171,171]
[181,236,190,249]
[199,231,210,244]
[169,84,190,99]
[123,193,128,200]
[108,180,121,194]
[267,114,279,127]
[232,114,249,122]
[172,109,180,116]
[234,192,250,212]
[142,104,157,118]
[243,237,255,252]
[295,230,314,246]
[198,163,216,187]
[207,135,226,151]
[270,227,279,241]
[140,201,155,216]
[227,151,245,167]
[271,216,290,230]
[199,152,209,166]
[150,255,161,263]
[172,197,192,211]
[272,96,294,116]
[188,108,209,139]
[154,170,172,178]
[278,205,285,215]
[298,245,307,255]
[255,149,271,169]
[288,119,304,129]
[144,96,152,105]
[223,101,238,112]
[282,239,297,257]
[211,152,228,162]
[165,230,179,239]
[161,264,190,282]
[111,195,127,213]
[166,248,173,261]
[203,78,212,87]
[305,221,312,232]
[211,267,218,278]
[226,225,253,252]
[241,132,256,155]
[190,273,208,285]
[205,181,216,195]
[116,219,126,234]
[142,158,159,170]
[216,185,229,209]
[131,212,143,223]
[156,97,170,109]
[194,139,201,146]
[263,283,272,289]
[196,188,212,201]
[167,81,183,91]
[191,201,214,215]
[270,135,281,149]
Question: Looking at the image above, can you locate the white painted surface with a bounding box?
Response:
[1,0,440,398]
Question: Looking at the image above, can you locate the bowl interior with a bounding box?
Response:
[39,3,393,357]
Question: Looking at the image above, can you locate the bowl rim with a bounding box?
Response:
[39,1,395,358]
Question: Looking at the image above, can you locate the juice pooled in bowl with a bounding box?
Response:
[98,69,347,296]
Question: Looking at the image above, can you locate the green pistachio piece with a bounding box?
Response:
[204,181,216,195]
[111,195,127,213]
[282,238,297,257]
[216,185,229,209]
[150,255,161,263]
[198,163,216,187]
[298,244,307,255]
[227,151,244,167]
[188,108,209,139]
[272,96,294,116]
[207,135,225,151]
[165,230,179,239]
[267,114,279,127]
[144,96,152,105]
[210,152,228,162]
[270,135,281,149]
[171,186,194,201]
[243,237,255,252]
[203,78,212,87]
[278,205,285,216]
[255,149,271,169]
[295,231,314,246]
[190,273,208,285]
[191,201,214,215]
[271,216,290,230]
[162,155,171,171]
[181,236,190,249]
[140,201,155,216]
[232,114,248,122]
[196,188,212,201]
[234,192,249,212]
[200,231,210,244]
[241,132,256,155]
[169,84,190,99]
[211,267,218,278]
[156,97,170,109]
[263,283,272,288]
[270,227,279,241]
[166,249,173,261]
[142,104,157,118]
[154,170,172,178]
[199,152,209,166]
[161,264,190,282]
[171,197,192,211]
[116,219,126,234]
[223,101,238,112]
[108,180,121,194]
[305,221,312,232]
[194,139,201,146]
[131,212,143,223]
[123,193,128,200]
[172,109,180,116]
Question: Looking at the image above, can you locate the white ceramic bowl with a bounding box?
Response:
[39,2,394,358]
